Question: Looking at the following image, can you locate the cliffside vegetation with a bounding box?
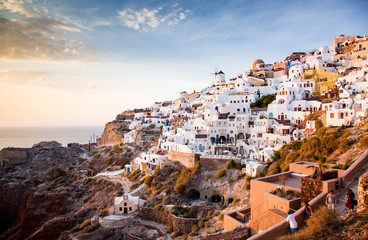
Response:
[250,93,276,108]
[265,125,366,176]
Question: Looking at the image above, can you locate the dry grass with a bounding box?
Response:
[278,207,342,240]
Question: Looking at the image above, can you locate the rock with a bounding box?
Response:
[357,171,368,212]
[33,141,62,148]
[97,121,130,147]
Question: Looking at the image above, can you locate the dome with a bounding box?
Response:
[253,59,265,70]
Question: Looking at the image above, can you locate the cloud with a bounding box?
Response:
[0,70,102,92]
[0,0,96,62]
[0,0,40,18]
[117,4,191,31]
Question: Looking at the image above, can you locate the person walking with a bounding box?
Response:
[345,189,356,215]
[325,190,337,210]
[284,210,298,233]
[303,201,313,219]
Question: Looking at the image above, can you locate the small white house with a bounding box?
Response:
[114,194,142,214]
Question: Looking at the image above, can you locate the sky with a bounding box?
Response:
[0,0,367,127]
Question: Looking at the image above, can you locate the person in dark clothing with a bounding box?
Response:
[303,200,313,219]
[345,189,356,214]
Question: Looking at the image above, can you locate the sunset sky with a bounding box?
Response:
[0,0,367,127]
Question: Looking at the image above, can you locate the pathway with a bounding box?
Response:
[335,164,368,219]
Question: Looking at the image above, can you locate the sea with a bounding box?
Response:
[0,126,104,150]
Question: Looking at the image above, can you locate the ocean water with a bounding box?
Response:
[0,126,104,150]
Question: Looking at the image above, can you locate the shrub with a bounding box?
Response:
[166,225,173,233]
[144,176,153,188]
[99,209,109,217]
[204,221,210,229]
[215,169,226,180]
[234,163,243,170]
[198,220,205,228]
[189,224,199,236]
[358,136,368,149]
[205,174,212,180]
[83,223,100,233]
[80,219,91,228]
[213,210,220,217]
[154,204,164,211]
[54,168,67,179]
[116,189,123,196]
[162,196,170,205]
[225,160,235,169]
[219,213,224,221]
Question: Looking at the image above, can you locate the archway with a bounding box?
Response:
[210,194,223,203]
[237,133,245,140]
[218,136,227,144]
[188,189,200,200]
[228,198,234,205]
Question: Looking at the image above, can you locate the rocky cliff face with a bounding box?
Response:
[97,121,130,147]
[0,143,119,240]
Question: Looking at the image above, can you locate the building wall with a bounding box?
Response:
[167,151,198,168]
[224,207,250,232]
[250,172,295,219]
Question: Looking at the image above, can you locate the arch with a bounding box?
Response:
[210,137,216,144]
[229,137,235,144]
[218,136,227,144]
[269,112,274,118]
[237,133,245,139]
[278,99,285,104]
[210,194,223,203]
[188,189,200,200]
[228,198,234,205]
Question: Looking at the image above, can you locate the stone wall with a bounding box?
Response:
[357,171,368,213]
[170,215,199,235]
[301,177,322,203]
[247,209,286,235]
[201,226,249,240]
[341,150,368,186]
[138,207,171,226]
[138,206,200,235]
[168,152,198,168]
[200,157,234,170]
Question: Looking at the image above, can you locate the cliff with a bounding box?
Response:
[0,143,119,240]
[97,121,130,147]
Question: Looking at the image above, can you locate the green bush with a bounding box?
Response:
[219,213,224,221]
[54,168,67,179]
[205,174,212,180]
[215,169,226,180]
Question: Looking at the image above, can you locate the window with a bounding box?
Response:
[124,203,127,206]
[330,113,334,118]
[119,207,122,211]
[129,207,132,211]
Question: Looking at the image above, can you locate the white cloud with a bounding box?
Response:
[0,0,96,62]
[0,0,40,18]
[117,5,191,31]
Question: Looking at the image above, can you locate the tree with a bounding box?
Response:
[308,155,329,180]
[279,174,288,197]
